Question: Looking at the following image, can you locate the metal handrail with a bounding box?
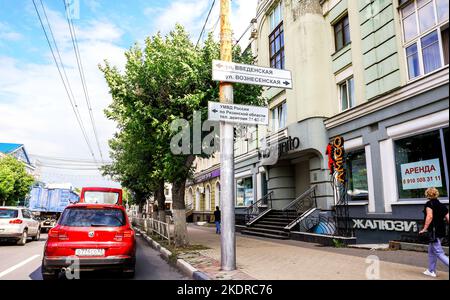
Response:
[282,185,317,214]
[245,191,274,223]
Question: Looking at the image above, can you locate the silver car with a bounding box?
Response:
[0,207,41,245]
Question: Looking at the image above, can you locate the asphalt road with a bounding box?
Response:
[0,233,188,280]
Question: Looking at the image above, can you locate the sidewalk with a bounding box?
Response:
[181,224,449,280]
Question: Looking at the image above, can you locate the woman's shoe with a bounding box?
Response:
[423,270,437,278]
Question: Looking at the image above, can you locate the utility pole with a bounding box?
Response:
[219,0,236,271]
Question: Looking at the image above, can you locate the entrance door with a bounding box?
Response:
[295,161,311,198]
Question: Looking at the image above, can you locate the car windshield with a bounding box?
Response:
[83,192,119,205]
[0,209,18,219]
[59,208,125,227]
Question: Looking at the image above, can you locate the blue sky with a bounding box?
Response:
[0,0,257,187]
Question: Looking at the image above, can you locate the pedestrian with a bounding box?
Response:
[214,206,221,234]
[419,187,449,278]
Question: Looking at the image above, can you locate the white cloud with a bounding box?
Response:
[145,0,258,47]
[0,6,126,188]
[0,22,23,41]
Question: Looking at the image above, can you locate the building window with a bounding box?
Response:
[394,128,449,199]
[339,77,355,111]
[334,15,351,52]
[236,177,254,207]
[401,0,449,80]
[271,102,287,131]
[269,2,284,69]
[346,149,369,201]
[248,126,258,151]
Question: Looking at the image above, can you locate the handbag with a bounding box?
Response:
[419,227,437,244]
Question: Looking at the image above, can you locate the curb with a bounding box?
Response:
[134,227,211,280]
[390,241,449,255]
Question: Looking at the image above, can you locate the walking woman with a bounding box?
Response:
[419,187,449,278]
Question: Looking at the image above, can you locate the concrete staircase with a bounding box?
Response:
[241,210,297,240]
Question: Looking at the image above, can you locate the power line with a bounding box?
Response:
[30,154,111,164]
[32,0,97,162]
[62,0,105,163]
[196,0,216,48]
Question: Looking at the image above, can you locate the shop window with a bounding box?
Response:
[346,149,369,201]
[334,15,351,52]
[236,177,254,207]
[271,102,287,131]
[339,77,355,111]
[394,129,449,199]
[269,2,284,69]
[401,0,449,80]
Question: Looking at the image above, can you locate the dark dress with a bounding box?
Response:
[423,199,449,238]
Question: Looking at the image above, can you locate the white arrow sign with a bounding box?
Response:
[208,102,269,126]
[212,60,293,89]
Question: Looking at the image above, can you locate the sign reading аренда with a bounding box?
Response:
[208,102,269,126]
[400,159,443,190]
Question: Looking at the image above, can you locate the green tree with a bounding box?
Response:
[0,156,35,206]
[100,25,264,247]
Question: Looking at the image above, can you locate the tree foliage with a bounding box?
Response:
[0,156,35,206]
[100,25,264,246]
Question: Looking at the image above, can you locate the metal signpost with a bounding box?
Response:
[215,0,292,272]
[213,59,293,89]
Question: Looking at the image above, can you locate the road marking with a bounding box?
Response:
[0,254,40,279]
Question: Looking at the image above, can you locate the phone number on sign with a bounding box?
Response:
[403,176,441,185]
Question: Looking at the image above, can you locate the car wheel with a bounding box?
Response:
[42,271,59,280]
[33,229,41,241]
[17,230,28,246]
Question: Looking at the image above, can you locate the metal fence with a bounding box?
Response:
[131,217,171,244]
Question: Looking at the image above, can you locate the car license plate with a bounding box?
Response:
[75,249,105,257]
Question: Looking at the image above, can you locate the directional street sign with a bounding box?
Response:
[212,59,293,89]
[208,102,269,126]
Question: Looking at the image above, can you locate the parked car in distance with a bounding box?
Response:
[0,207,41,245]
[41,203,136,280]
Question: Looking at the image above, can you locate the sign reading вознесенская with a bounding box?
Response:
[212,60,293,89]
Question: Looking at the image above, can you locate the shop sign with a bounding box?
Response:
[187,169,220,186]
[258,136,300,165]
[326,136,346,184]
[400,159,443,190]
[353,219,418,233]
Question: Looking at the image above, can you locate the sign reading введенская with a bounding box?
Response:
[212,60,293,89]
[400,159,443,190]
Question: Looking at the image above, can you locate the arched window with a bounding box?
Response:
[205,185,211,211]
[215,182,221,209]
[195,188,201,211]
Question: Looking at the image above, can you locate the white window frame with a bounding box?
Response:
[338,76,355,112]
[382,109,450,212]
[344,138,376,213]
[269,1,283,32]
[270,101,287,132]
[400,0,449,81]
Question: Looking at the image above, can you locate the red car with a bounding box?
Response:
[41,203,136,280]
